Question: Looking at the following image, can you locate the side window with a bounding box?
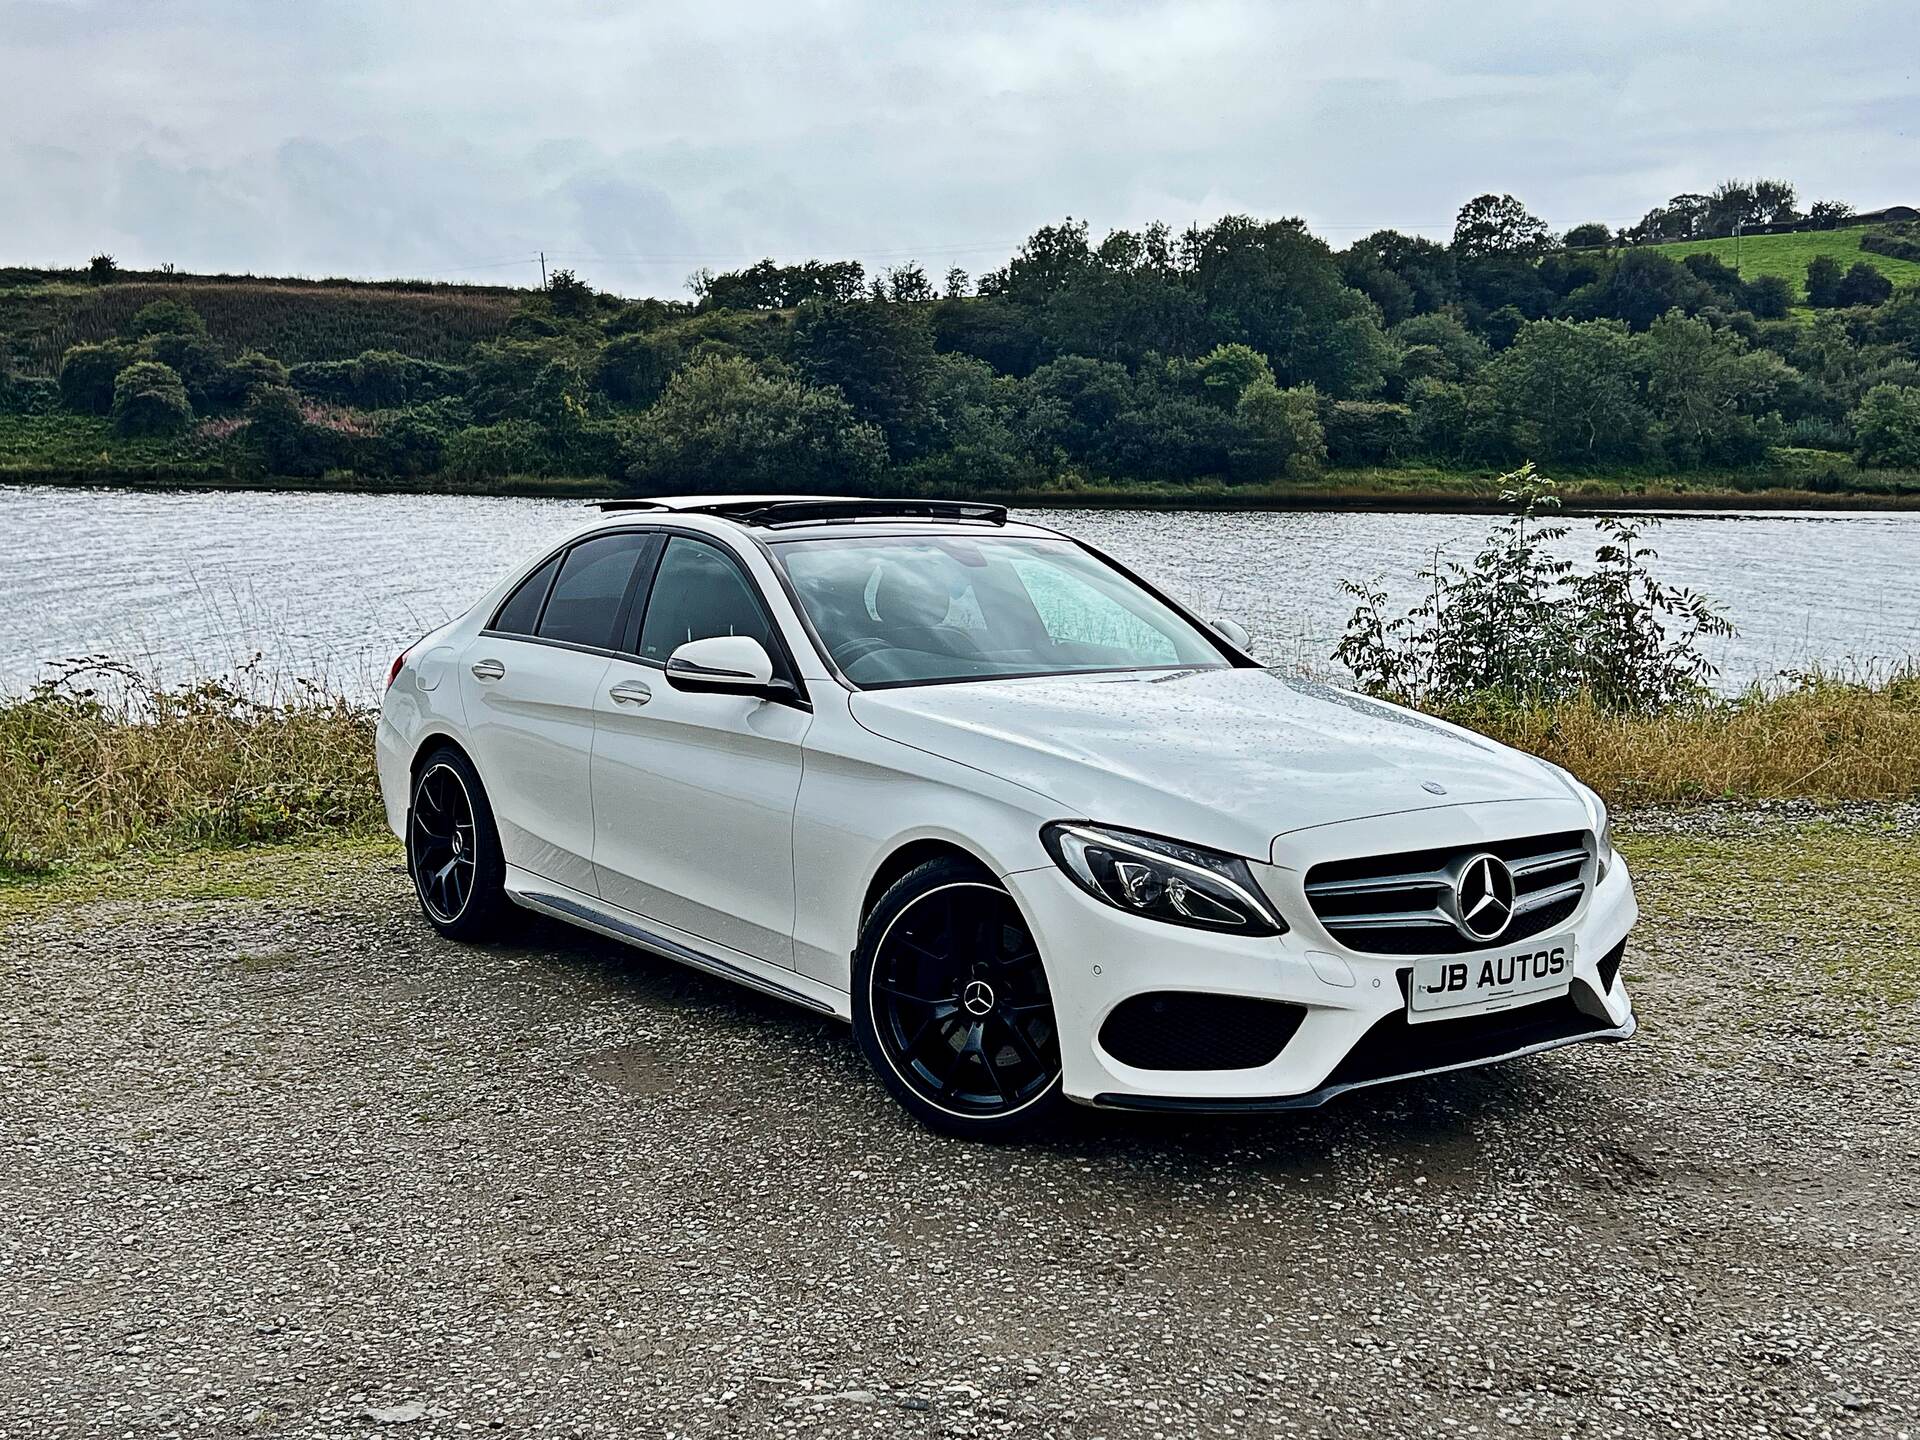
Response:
[1007,554,1180,663]
[637,537,780,667]
[535,533,653,650]
[490,553,562,635]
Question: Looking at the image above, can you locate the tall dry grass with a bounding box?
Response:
[1,658,1915,877]
[0,658,381,875]
[1444,668,1920,807]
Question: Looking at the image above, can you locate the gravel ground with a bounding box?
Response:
[1,813,1916,1439]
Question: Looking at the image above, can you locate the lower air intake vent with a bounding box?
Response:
[1304,830,1592,956]
[1100,992,1306,1071]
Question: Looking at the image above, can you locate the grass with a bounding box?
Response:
[1441,671,1920,807]
[2,655,1917,882]
[1623,819,1920,1010]
[0,659,384,876]
[1645,224,1920,302]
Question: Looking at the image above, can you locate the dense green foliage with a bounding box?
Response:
[5,181,1920,495]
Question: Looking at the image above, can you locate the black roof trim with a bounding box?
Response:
[596,498,1009,529]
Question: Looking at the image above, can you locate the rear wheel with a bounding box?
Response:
[407,747,509,940]
[853,857,1064,1140]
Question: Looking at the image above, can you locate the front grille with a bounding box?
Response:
[1099,992,1307,1071]
[1304,829,1591,955]
[1322,979,1616,1090]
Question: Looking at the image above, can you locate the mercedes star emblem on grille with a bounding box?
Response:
[1451,853,1516,941]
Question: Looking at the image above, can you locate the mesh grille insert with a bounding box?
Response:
[1100,992,1307,1072]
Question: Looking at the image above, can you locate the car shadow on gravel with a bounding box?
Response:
[502,907,1626,1181]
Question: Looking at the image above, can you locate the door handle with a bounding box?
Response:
[470,658,505,682]
[608,679,653,706]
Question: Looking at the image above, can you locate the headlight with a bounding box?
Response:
[1041,823,1287,936]
[1595,799,1615,881]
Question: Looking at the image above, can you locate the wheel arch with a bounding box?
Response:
[859,837,998,924]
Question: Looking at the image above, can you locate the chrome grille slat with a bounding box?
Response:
[1303,870,1451,899]
[1304,829,1591,956]
[1510,847,1588,877]
[1513,877,1584,915]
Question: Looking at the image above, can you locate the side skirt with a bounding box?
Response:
[506,872,849,1020]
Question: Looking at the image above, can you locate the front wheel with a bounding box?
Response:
[852,857,1064,1140]
[407,747,510,941]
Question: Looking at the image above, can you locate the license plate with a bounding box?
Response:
[1407,934,1574,1023]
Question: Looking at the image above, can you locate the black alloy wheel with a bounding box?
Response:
[407,747,509,940]
[854,857,1063,1138]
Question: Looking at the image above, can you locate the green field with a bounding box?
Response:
[1646,224,1920,301]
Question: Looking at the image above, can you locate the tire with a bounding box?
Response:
[406,746,511,941]
[852,856,1065,1140]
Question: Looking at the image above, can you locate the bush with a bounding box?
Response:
[87,253,117,284]
[109,360,193,437]
[594,331,682,407]
[1837,262,1894,308]
[209,350,291,408]
[127,299,208,339]
[1336,467,1733,710]
[623,355,887,492]
[442,419,552,480]
[1321,399,1416,465]
[1741,274,1795,319]
[58,342,133,414]
[1805,255,1845,308]
[1850,383,1920,467]
[137,331,226,408]
[290,349,467,408]
[1563,222,1613,250]
[1229,380,1323,479]
[1861,231,1920,264]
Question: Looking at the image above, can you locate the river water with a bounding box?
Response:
[2,485,1915,699]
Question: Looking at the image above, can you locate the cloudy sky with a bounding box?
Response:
[4,0,1915,296]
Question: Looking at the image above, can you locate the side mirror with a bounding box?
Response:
[665,635,778,697]
[1210,617,1252,651]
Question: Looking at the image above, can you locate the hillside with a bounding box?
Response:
[0,278,518,376]
[1646,224,1920,302]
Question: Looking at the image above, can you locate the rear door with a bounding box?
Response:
[459,530,660,896]
[590,533,812,966]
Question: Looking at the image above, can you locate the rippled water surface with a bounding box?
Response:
[3,485,1915,698]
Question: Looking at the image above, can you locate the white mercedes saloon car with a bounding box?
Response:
[376,496,1636,1138]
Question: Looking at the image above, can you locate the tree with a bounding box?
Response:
[976,218,1097,299]
[1563,222,1613,250]
[1575,249,1712,331]
[1836,261,1894,308]
[1475,319,1647,462]
[128,300,207,339]
[1392,313,1489,384]
[594,331,682,407]
[1183,215,1393,396]
[943,267,970,299]
[210,350,290,408]
[87,253,117,284]
[883,263,935,303]
[109,360,192,436]
[1195,343,1274,406]
[1451,194,1551,259]
[788,299,939,454]
[1742,275,1795,320]
[58,342,132,414]
[623,355,887,492]
[1850,383,1920,467]
[1229,380,1323,479]
[1343,230,1458,315]
[1630,194,1710,243]
[1638,311,1790,466]
[545,268,595,319]
[1805,255,1845,308]
[1806,200,1854,231]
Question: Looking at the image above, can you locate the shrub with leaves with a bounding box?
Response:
[109,360,193,436]
[1335,464,1733,710]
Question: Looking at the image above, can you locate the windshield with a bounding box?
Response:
[772,533,1231,688]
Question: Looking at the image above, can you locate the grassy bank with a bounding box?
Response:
[3,661,1917,880]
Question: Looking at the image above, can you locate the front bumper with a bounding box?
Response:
[1002,837,1637,1109]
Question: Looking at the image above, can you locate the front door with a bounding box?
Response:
[590,535,812,966]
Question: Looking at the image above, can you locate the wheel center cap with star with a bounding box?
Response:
[961,979,996,1016]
